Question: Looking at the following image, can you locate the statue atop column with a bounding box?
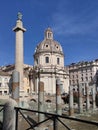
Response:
[17,12,22,20]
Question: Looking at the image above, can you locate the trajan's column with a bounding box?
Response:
[13,13,26,96]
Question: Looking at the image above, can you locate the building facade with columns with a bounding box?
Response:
[31,28,69,94]
[0,13,69,96]
[0,64,33,97]
[1,27,69,96]
[0,71,10,96]
[12,12,69,95]
[1,14,98,97]
[67,59,98,94]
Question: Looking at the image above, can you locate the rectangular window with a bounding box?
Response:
[86,77,88,81]
[72,80,75,84]
[36,58,38,64]
[57,58,60,64]
[76,79,78,84]
[27,89,29,93]
[4,91,7,95]
[69,80,71,85]
[82,83,84,86]
[0,91,2,95]
[90,76,92,81]
[45,57,49,63]
[81,77,83,81]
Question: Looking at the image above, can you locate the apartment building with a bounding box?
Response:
[67,59,98,94]
[0,71,10,95]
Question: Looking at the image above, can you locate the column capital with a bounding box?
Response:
[13,20,26,32]
[13,13,26,32]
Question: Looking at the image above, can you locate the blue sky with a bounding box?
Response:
[0,0,98,66]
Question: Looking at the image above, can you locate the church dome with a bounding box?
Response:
[34,28,64,55]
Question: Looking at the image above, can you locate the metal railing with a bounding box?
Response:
[0,105,4,129]
[15,107,98,130]
[0,105,4,113]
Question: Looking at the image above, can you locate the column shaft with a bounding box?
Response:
[69,85,74,116]
[78,84,83,113]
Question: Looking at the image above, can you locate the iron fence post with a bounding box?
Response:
[15,108,19,130]
[53,115,58,130]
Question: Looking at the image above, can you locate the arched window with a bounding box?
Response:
[45,57,49,63]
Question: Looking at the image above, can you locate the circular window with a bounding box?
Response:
[46,45,48,47]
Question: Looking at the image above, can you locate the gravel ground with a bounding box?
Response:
[18,109,98,130]
[61,110,98,130]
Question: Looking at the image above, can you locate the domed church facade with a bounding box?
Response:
[0,14,69,97]
[32,28,69,94]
